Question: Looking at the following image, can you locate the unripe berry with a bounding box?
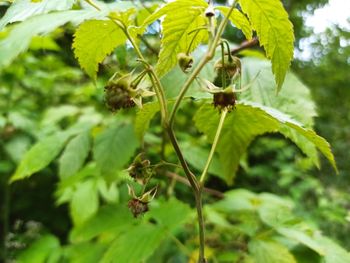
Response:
[177,52,194,73]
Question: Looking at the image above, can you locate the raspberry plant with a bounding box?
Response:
[0,0,348,263]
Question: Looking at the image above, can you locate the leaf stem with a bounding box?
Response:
[200,108,228,184]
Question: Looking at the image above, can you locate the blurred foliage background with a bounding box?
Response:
[0,0,349,262]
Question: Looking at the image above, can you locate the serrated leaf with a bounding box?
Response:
[0,0,75,31]
[241,58,316,127]
[194,103,279,184]
[73,20,127,80]
[216,7,252,40]
[194,102,336,184]
[142,0,208,77]
[93,123,139,178]
[0,10,100,68]
[134,102,160,140]
[10,132,71,182]
[249,240,297,263]
[238,0,294,91]
[58,131,91,179]
[70,179,99,226]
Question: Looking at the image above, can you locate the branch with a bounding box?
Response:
[231,37,259,55]
[165,172,224,199]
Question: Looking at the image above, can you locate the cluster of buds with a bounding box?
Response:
[213,55,241,88]
[126,154,156,217]
[104,73,154,112]
[200,55,242,112]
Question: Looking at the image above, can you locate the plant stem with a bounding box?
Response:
[166,128,199,192]
[169,1,237,127]
[200,108,228,184]
[195,192,206,263]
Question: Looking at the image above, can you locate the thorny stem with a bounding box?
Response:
[200,108,228,184]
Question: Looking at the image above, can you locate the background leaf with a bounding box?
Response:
[16,235,60,263]
[93,123,139,179]
[73,19,127,80]
[248,240,297,263]
[59,131,91,179]
[10,132,70,182]
[134,102,160,140]
[70,179,99,226]
[0,10,99,68]
[0,0,75,30]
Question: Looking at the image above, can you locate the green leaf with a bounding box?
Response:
[10,132,71,182]
[248,240,297,263]
[63,243,107,263]
[58,131,91,179]
[101,223,164,263]
[194,102,336,184]
[93,123,139,178]
[73,19,127,80]
[41,105,80,127]
[0,0,75,30]
[134,102,160,140]
[146,198,192,230]
[194,103,279,184]
[70,179,99,226]
[70,204,133,243]
[316,236,350,263]
[101,198,192,263]
[0,10,100,69]
[181,141,224,179]
[216,7,252,40]
[143,0,208,77]
[241,58,317,127]
[238,0,294,91]
[16,235,60,263]
[277,227,325,255]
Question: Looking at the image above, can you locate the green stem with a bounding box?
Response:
[166,128,199,192]
[85,0,101,11]
[200,108,228,184]
[195,192,206,263]
[220,42,227,89]
[169,1,238,127]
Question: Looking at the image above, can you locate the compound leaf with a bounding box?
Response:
[73,20,127,80]
[194,102,336,184]
[238,0,294,91]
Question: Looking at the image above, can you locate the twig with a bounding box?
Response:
[165,172,224,199]
[231,37,259,55]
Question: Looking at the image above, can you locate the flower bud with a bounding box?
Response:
[177,53,194,73]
